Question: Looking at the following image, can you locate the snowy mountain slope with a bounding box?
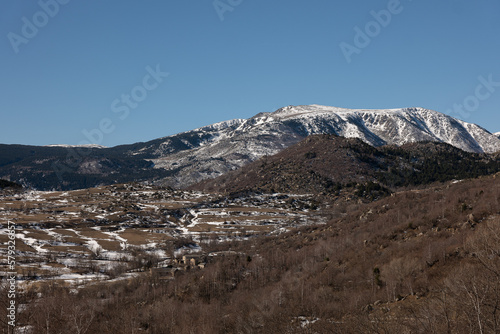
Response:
[2,105,499,190]
[132,105,500,188]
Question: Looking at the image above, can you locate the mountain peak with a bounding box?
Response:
[2,104,500,190]
[146,104,500,188]
[270,105,436,119]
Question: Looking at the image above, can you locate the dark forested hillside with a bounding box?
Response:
[193,134,500,195]
[0,179,21,189]
[0,144,173,190]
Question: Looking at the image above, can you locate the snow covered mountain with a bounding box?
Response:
[124,105,500,188]
[2,105,499,190]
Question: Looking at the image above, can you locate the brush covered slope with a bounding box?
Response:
[16,173,500,333]
[193,134,500,195]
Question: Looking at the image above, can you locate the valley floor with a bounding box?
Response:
[0,184,327,287]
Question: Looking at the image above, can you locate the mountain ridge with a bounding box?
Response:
[146,105,500,188]
[1,105,500,190]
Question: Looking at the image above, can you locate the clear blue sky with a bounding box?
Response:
[2,0,500,147]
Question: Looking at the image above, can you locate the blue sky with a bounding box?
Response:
[1,0,500,147]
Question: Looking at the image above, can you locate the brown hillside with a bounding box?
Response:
[19,173,500,333]
[192,134,381,194]
[192,134,500,195]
